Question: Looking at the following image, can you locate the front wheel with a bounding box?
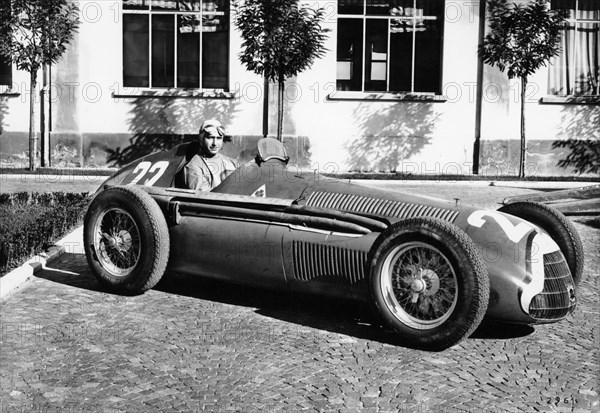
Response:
[84,186,170,294]
[498,201,584,286]
[369,217,489,351]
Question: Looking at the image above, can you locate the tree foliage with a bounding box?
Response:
[0,0,80,74]
[235,0,329,82]
[479,0,568,79]
[234,0,329,140]
[478,0,567,178]
[0,0,79,170]
[553,139,600,175]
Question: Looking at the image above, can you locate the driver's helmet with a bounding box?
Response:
[200,119,230,142]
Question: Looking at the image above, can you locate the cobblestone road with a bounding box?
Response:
[1,184,598,412]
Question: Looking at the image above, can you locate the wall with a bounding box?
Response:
[479,64,600,176]
[1,0,597,176]
[478,0,600,177]
[288,1,482,175]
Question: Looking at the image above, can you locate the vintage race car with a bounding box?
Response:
[83,138,583,350]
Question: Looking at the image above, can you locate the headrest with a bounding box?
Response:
[256,138,289,165]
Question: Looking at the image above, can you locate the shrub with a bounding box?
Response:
[0,192,90,274]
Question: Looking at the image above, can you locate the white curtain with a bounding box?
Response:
[549,1,599,96]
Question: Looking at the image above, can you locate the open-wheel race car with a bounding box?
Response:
[84,138,583,350]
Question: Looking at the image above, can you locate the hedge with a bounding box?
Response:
[0,192,91,274]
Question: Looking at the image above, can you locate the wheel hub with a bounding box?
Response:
[411,278,426,292]
[410,269,440,296]
[107,236,118,248]
[104,230,132,252]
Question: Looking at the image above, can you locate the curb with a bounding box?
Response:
[1,167,117,176]
[351,180,599,189]
[1,167,598,181]
[0,226,84,300]
[326,173,600,182]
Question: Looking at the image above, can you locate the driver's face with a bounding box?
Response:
[199,127,224,157]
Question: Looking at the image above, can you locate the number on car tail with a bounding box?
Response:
[128,161,169,186]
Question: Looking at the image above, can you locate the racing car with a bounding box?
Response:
[83,138,583,350]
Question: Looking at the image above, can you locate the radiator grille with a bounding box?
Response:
[292,241,366,284]
[306,191,459,223]
[529,251,576,320]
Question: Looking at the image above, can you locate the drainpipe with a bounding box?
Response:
[473,0,486,175]
[49,64,52,165]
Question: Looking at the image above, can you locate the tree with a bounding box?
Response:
[234,0,329,141]
[478,0,567,178]
[0,0,79,170]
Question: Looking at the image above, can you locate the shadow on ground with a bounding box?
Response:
[495,186,576,193]
[34,261,107,293]
[36,254,535,350]
[470,321,534,339]
[573,216,600,229]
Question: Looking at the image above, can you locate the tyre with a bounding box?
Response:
[498,201,584,286]
[368,217,489,351]
[84,186,170,294]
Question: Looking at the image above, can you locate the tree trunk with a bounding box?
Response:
[262,77,269,138]
[41,64,49,167]
[519,77,527,179]
[29,70,38,171]
[277,79,284,141]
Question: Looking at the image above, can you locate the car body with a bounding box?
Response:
[84,138,581,350]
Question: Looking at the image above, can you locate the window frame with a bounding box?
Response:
[547,0,599,98]
[336,0,445,95]
[121,0,230,91]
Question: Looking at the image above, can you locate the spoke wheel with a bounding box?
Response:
[94,208,141,277]
[369,217,489,351]
[381,242,458,329]
[84,186,169,294]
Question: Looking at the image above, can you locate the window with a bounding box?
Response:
[0,55,10,85]
[336,0,444,94]
[122,0,229,89]
[549,0,599,96]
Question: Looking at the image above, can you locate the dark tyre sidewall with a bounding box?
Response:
[369,218,489,351]
[84,186,169,294]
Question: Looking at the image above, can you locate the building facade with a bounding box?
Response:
[1,0,598,176]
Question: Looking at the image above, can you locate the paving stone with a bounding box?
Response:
[1,220,599,412]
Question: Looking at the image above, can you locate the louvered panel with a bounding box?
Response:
[529,250,576,320]
[376,200,393,216]
[291,241,366,284]
[389,201,405,217]
[438,209,460,222]
[400,203,416,218]
[330,192,345,209]
[305,192,459,223]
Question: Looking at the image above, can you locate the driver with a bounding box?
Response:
[183,119,237,191]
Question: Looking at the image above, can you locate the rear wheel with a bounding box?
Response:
[369,217,489,351]
[498,201,584,286]
[84,186,169,294]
